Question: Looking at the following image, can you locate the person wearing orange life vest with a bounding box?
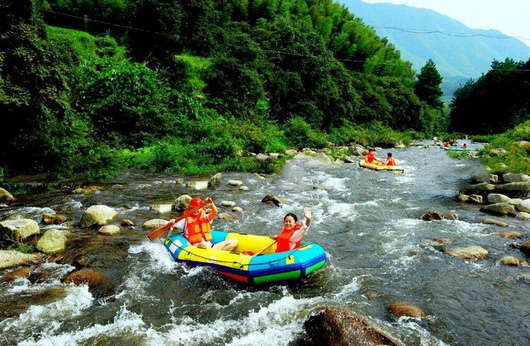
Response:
[383,152,396,166]
[272,207,312,253]
[365,148,379,164]
[171,197,237,251]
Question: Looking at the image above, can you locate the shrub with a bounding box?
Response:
[283,117,328,149]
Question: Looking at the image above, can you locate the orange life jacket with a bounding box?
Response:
[185,211,212,243]
[386,158,396,166]
[275,223,302,253]
[366,152,375,163]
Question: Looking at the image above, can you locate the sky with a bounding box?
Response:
[362,0,530,47]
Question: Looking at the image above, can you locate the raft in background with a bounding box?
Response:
[359,159,404,174]
[440,146,470,152]
[164,230,327,284]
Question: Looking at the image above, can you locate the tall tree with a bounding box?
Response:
[414,59,443,108]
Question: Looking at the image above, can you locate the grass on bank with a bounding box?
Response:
[474,120,530,174]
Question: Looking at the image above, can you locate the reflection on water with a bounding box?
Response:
[1,141,529,345]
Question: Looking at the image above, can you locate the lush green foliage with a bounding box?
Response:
[450,58,530,134]
[8,0,521,183]
[7,242,35,254]
[476,120,530,173]
[415,59,443,108]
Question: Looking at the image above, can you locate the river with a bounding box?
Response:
[0,141,529,345]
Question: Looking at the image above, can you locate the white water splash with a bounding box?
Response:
[334,276,362,299]
[19,304,145,346]
[1,285,93,335]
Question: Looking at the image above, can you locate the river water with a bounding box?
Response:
[1,141,529,346]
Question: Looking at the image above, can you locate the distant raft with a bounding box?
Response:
[164,230,327,285]
[359,159,404,174]
[440,146,470,151]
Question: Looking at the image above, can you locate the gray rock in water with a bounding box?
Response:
[299,306,405,346]
[487,193,510,204]
[480,203,517,216]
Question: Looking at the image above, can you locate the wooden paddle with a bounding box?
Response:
[146,199,211,242]
[252,239,277,257]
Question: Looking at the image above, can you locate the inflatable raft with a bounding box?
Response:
[359,160,404,174]
[440,146,470,151]
[164,230,327,285]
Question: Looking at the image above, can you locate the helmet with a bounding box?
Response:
[189,197,203,208]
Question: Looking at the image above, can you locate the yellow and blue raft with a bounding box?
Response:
[164,230,327,285]
[359,159,404,174]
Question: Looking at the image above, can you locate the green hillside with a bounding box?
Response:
[0,0,454,181]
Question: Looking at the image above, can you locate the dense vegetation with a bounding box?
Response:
[450,58,530,134]
[1,0,527,184]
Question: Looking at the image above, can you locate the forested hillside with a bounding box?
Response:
[341,0,530,104]
[0,0,449,181]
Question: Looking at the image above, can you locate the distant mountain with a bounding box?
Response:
[340,0,530,103]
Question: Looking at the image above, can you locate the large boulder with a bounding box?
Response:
[444,245,488,259]
[480,203,517,216]
[0,219,40,241]
[502,173,530,183]
[261,195,283,207]
[516,199,530,212]
[209,173,222,188]
[98,225,121,235]
[462,182,496,192]
[300,306,404,346]
[173,195,192,212]
[487,193,510,204]
[62,268,102,287]
[388,302,426,318]
[149,204,173,214]
[143,219,169,230]
[36,229,69,254]
[494,182,530,198]
[0,250,42,269]
[471,173,498,183]
[80,205,117,228]
[0,187,15,203]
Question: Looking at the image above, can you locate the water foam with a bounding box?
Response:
[2,285,93,336]
[19,304,145,346]
[151,294,322,346]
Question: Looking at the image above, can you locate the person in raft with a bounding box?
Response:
[171,197,238,251]
[461,143,467,149]
[365,148,380,164]
[272,207,312,252]
[383,152,396,166]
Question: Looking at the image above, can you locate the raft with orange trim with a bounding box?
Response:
[164,230,327,284]
[359,159,404,174]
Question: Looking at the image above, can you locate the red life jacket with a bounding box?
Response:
[386,158,396,166]
[275,223,302,253]
[185,210,212,243]
[366,152,375,163]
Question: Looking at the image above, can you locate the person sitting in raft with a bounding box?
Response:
[461,143,467,149]
[443,141,450,147]
[272,207,312,252]
[171,197,238,251]
[365,148,379,164]
[382,152,396,166]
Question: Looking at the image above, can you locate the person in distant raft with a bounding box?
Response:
[383,152,396,166]
[272,207,312,252]
[365,148,379,164]
[171,197,238,251]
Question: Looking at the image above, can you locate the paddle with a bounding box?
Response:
[146,199,212,242]
[252,239,277,257]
